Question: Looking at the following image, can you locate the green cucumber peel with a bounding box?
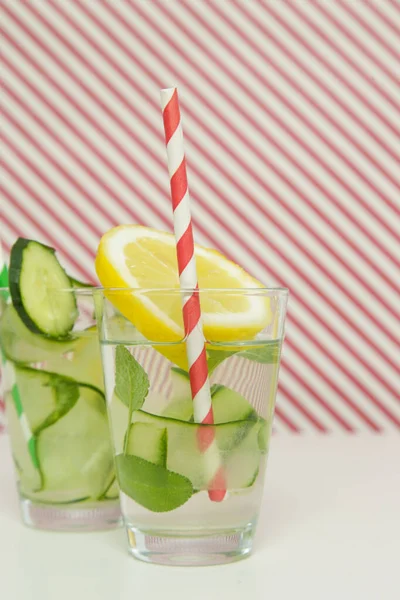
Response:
[97,476,119,501]
[257,418,269,453]
[9,238,78,339]
[35,374,80,434]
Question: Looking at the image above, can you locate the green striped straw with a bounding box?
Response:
[0,243,39,468]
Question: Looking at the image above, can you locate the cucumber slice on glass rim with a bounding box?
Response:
[9,238,78,339]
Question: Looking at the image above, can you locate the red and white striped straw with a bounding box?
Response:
[160,87,225,502]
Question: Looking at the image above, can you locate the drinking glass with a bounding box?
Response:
[0,287,121,531]
[95,287,288,565]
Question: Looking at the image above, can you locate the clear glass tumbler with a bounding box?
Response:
[0,287,121,531]
[95,287,288,565]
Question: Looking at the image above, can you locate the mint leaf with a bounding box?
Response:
[36,375,80,433]
[207,341,281,370]
[115,454,193,512]
[207,348,238,373]
[115,346,149,410]
[238,341,281,364]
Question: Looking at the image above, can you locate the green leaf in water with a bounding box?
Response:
[115,345,149,410]
[206,348,237,373]
[207,340,281,372]
[116,454,193,512]
[238,341,281,364]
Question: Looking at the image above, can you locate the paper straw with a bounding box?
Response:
[160,88,226,502]
[0,243,39,468]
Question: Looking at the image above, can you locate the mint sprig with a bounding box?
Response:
[116,454,193,512]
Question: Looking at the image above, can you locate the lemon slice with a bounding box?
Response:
[95,226,271,366]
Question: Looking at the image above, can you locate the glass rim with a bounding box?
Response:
[92,286,289,294]
[1,286,289,295]
[0,286,94,294]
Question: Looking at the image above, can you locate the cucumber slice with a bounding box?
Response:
[224,423,262,489]
[162,367,193,422]
[129,412,204,489]
[29,386,114,503]
[126,422,167,467]
[5,392,42,493]
[13,366,80,434]
[130,410,257,491]
[102,477,119,500]
[97,468,119,500]
[211,384,257,424]
[170,367,191,400]
[141,391,169,416]
[109,392,130,455]
[257,418,269,453]
[110,390,174,453]
[43,327,104,392]
[131,410,254,454]
[0,304,77,364]
[162,397,193,422]
[0,309,104,392]
[9,238,78,338]
[162,378,258,425]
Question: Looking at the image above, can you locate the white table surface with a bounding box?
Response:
[0,433,399,600]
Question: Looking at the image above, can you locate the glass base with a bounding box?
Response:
[125,521,256,566]
[20,497,122,532]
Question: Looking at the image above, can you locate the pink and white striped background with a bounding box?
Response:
[1,0,399,434]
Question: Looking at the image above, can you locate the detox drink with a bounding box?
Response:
[95,282,288,566]
[0,239,120,531]
[104,340,280,529]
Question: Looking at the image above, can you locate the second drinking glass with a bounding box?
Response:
[0,287,121,531]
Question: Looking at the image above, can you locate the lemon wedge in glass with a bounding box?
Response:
[95,226,271,368]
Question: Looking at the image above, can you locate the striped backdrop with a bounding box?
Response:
[1,0,399,433]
